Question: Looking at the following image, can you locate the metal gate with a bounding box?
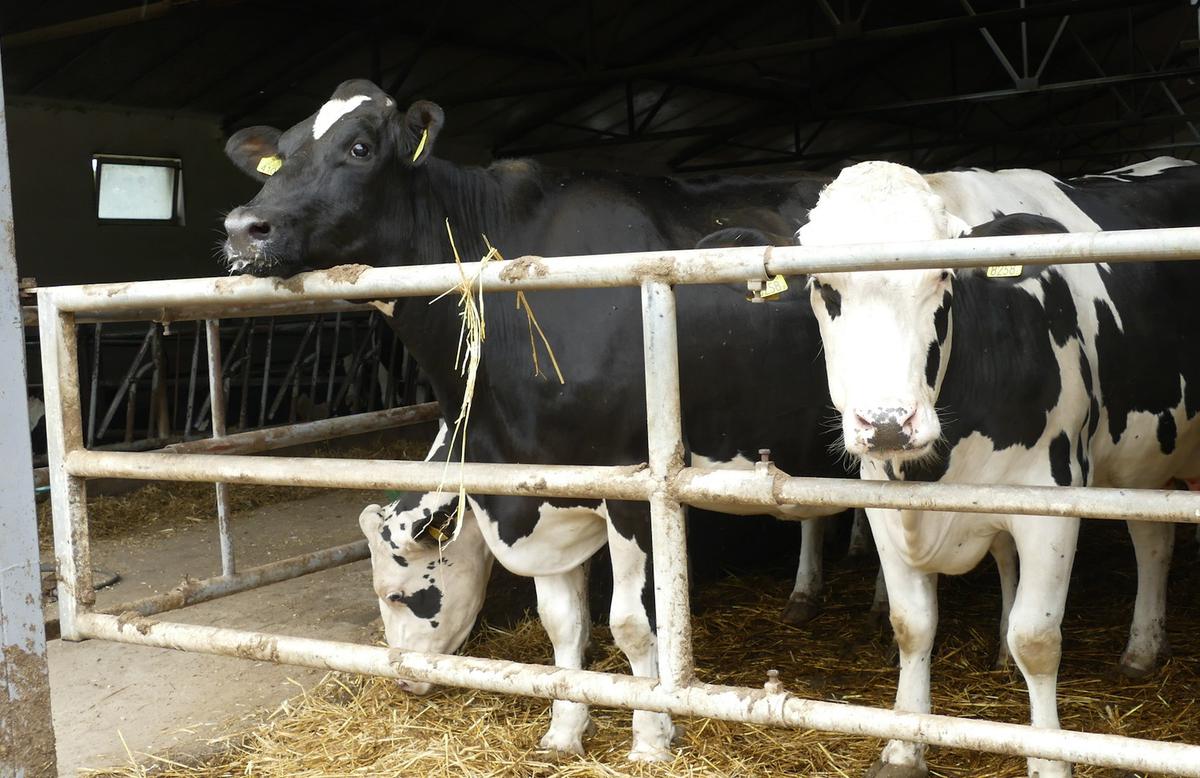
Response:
[38,229,1200,774]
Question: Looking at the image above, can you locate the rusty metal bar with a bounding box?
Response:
[640,280,693,689]
[64,449,657,501]
[71,612,1200,776]
[42,228,1200,316]
[205,319,235,576]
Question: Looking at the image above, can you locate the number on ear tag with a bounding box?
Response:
[986,265,1022,278]
[761,274,789,298]
[256,155,282,176]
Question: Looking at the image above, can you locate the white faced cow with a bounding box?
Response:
[799,159,1200,778]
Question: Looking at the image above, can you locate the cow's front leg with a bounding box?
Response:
[867,509,935,778]
[605,501,677,762]
[1009,515,1078,778]
[534,566,593,755]
[782,517,826,624]
[1120,519,1173,677]
[991,532,1018,670]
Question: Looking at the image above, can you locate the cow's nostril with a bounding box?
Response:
[853,412,873,431]
[248,221,271,240]
[901,407,918,434]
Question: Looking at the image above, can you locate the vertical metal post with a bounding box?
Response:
[205,320,235,576]
[183,321,201,440]
[39,292,92,643]
[0,55,58,772]
[258,317,275,426]
[86,322,101,447]
[639,280,693,689]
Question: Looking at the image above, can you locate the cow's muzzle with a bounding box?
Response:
[848,405,932,457]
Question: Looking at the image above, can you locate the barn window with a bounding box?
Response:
[92,155,184,224]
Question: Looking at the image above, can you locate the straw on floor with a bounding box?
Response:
[86,520,1200,778]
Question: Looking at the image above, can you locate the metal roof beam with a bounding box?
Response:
[433,0,1169,105]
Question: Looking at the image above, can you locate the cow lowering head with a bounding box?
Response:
[358,494,493,695]
[222,79,444,277]
[797,161,970,461]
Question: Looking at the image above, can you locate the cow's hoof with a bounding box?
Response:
[865,759,928,778]
[1117,656,1159,680]
[671,723,686,743]
[991,647,1012,673]
[536,733,585,759]
[781,596,820,625]
[627,744,673,763]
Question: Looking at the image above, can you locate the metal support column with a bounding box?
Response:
[639,280,693,689]
[0,52,57,776]
[205,320,235,576]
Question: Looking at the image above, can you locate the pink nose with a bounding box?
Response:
[851,406,918,450]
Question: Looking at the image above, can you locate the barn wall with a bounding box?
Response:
[5,98,258,286]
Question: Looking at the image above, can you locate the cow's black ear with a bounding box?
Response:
[400,100,444,166]
[965,213,1069,238]
[415,507,458,544]
[225,126,282,182]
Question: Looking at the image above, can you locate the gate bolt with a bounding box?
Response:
[756,448,772,475]
[764,668,783,693]
[747,278,766,303]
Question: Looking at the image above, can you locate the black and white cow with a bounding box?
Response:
[222,79,851,760]
[798,159,1200,778]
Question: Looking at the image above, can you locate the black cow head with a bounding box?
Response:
[222,79,444,277]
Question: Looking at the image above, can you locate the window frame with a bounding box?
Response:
[92,154,185,226]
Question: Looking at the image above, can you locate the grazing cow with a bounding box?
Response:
[358,423,493,696]
[222,78,851,760]
[798,160,1200,778]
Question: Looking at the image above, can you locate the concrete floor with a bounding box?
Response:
[44,490,382,776]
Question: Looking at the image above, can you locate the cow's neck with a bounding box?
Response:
[384,159,540,436]
[401,158,539,265]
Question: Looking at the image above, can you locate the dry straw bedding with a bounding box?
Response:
[87,519,1200,778]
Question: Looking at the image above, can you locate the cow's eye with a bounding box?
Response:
[939,271,951,282]
[387,592,405,603]
[350,142,371,159]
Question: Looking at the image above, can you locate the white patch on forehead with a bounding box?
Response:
[799,161,964,246]
[312,94,372,140]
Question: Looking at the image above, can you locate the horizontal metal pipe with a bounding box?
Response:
[32,405,440,488]
[676,469,1200,523]
[74,612,1200,776]
[23,299,376,325]
[111,540,368,617]
[61,450,1200,523]
[39,228,1200,314]
[44,540,369,641]
[160,402,440,455]
[65,450,657,501]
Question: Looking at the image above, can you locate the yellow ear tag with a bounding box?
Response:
[256,155,282,176]
[427,524,448,542]
[761,274,789,298]
[412,128,429,162]
[985,265,1022,278]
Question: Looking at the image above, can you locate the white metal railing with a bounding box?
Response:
[37,227,1200,775]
